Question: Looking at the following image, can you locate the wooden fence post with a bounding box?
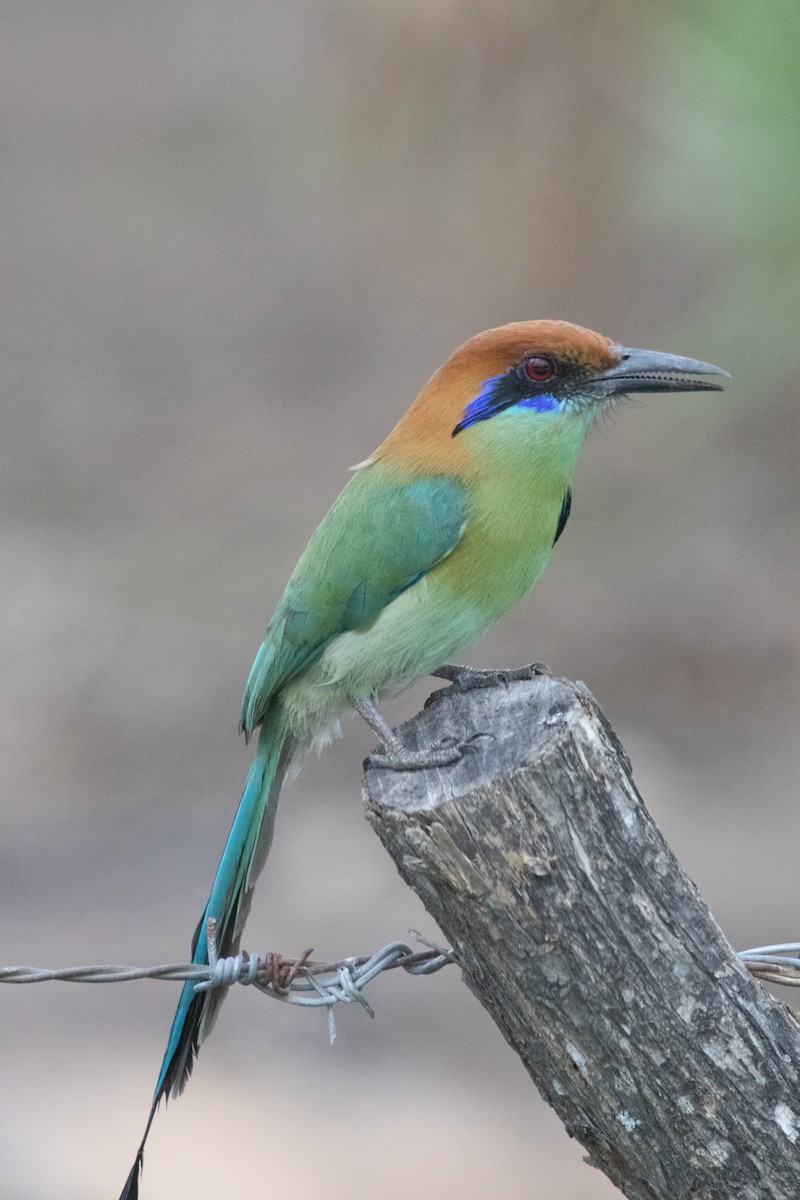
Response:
[365,675,800,1200]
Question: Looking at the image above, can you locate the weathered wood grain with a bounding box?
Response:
[364,676,800,1200]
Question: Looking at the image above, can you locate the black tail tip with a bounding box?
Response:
[118,1152,143,1200]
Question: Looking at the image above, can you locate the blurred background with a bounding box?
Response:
[2,1,799,1196]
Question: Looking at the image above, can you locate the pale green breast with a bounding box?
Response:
[435,405,590,617]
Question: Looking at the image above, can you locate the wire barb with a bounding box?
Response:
[0,929,457,1040]
[2,937,794,1053]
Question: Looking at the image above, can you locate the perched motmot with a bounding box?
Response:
[120,320,727,1197]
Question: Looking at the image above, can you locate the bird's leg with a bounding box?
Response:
[356,697,479,771]
[431,661,552,692]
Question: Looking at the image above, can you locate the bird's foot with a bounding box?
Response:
[367,731,488,772]
[431,661,552,693]
[355,696,488,772]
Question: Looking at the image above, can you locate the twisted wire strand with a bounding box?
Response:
[0,927,456,1039]
[737,942,800,985]
[1,937,794,1041]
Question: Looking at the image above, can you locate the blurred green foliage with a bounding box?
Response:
[638,1,800,379]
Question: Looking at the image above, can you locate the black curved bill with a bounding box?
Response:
[596,346,730,395]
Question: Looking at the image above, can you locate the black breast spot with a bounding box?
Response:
[553,489,572,545]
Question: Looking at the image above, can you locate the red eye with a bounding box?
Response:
[524,355,556,383]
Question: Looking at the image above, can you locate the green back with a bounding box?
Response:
[240,466,466,737]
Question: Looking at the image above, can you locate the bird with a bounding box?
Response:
[119,320,727,1197]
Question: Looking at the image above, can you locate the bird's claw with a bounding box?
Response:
[431,662,551,697]
[367,731,490,772]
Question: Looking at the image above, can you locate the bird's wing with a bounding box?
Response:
[240,467,467,737]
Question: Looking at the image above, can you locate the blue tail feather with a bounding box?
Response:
[119,709,290,1200]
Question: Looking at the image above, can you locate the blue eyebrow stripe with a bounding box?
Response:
[453,373,559,435]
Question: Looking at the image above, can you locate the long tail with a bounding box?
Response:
[120,706,294,1200]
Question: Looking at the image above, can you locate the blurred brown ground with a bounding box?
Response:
[1,2,799,1197]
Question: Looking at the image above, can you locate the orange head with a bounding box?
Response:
[378,319,727,468]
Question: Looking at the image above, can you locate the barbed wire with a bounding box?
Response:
[0,922,456,1042]
[737,943,800,988]
[1,931,795,1044]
